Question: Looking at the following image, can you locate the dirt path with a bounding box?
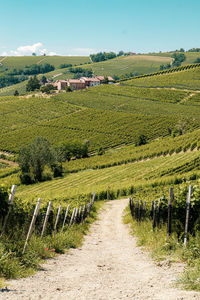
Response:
[1,200,200,300]
[0,159,18,167]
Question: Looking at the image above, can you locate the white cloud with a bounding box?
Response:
[1,43,59,56]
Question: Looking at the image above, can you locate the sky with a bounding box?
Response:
[0,0,200,56]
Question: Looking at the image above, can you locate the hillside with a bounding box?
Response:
[0,65,200,202]
[146,51,200,65]
[0,54,173,96]
[0,55,90,70]
[0,66,200,152]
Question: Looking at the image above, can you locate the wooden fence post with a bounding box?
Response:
[1,185,17,234]
[184,185,193,246]
[134,200,138,221]
[167,188,174,235]
[73,208,78,224]
[152,201,157,231]
[69,208,76,227]
[61,205,70,232]
[81,205,86,223]
[41,201,52,237]
[78,206,82,223]
[54,205,62,233]
[91,192,95,205]
[23,198,41,254]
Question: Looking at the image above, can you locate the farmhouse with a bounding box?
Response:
[53,75,115,91]
[67,79,86,91]
[80,77,100,87]
[96,76,114,84]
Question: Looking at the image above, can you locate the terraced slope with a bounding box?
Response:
[14,149,200,204]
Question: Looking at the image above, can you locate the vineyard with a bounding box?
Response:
[9,149,200,205]
[124,65,200,90]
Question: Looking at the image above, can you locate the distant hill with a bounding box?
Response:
[0,55,90,70]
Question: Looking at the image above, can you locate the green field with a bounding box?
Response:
[146,51,200,65]
[0,56,90,70]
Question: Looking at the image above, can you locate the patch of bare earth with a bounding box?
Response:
[1,200,200,300]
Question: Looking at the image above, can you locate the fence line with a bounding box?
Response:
[129,185,194,245]
[1,185,96,253]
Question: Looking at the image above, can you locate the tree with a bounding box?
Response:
[32,53,36,56]
[102,76,109,84]
[26,76,41,92]
[194,57,200,63]
[117,51,124,56]
[41,75,47,84]
[65,86,72,92]
[18,137,55,183]
[14,90,19,96]
[136,135,147,146]
[41,84,55,94]
[98,147,105,155]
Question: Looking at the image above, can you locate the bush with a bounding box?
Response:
[136,135,147,146]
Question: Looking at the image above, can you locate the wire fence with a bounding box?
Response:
[129,185,197,246]
[0,185,96,253]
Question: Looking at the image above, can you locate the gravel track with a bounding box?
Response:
[1,199,200,300]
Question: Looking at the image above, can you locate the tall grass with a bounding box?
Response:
[123,206,200,291]
[0,201,103,284]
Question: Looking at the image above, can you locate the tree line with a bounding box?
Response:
[9,63,55,76]
[90,50,130,63]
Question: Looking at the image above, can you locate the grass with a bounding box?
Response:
[68,54,173,77]
[0,56,90,70]
[123,207,200,291]
[0,200,103,283]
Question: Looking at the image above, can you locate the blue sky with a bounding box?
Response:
[0,0,200,56]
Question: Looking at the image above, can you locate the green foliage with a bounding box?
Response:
[40,84,55,94]
[136,134,147,146]
[59,63,72,69]
[98,147,105,155]
[69,67,93,78]
[65,86,72,92]
[0,74,27,89]
[18,137,56,183]
[90,51,117,62]
[172,52,186,67]
[0,186,9,221]
[10,63,55,76]
[14,90,19,96]
[26,76,40,92]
